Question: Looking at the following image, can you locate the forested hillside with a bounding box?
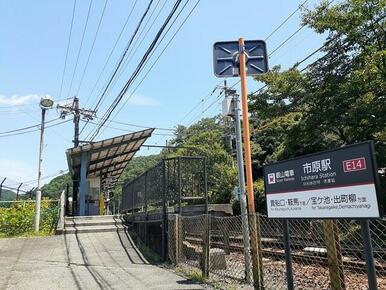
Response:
[41,173,72,199]
[0,189,16,201]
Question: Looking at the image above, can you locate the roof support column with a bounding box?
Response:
[79,152,89,216]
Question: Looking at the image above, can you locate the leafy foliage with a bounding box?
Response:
[41,173,72,199]
[0,199,59,237]
[250,0,386,210]
[166,117,237,204]
[113,155,160,199]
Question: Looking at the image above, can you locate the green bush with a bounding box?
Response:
[0,199,59,237]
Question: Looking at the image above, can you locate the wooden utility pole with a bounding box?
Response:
[57,96,96,215]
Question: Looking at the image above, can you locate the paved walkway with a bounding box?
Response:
[0,230,206,290]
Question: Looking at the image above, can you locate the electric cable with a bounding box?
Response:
[0,119,71,138]
[84,0,139,107]
[87,0,184,141]
[66,0,94,98]
[75,0,108,96]
[58,0,77,100]
[96,0,199,139]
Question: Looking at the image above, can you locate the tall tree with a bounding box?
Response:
[249,0,386,210]
[168,117,237,203]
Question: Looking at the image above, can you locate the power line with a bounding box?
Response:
[79,0,154,136]
[88,0,184,141]
[176,0,309,129]
[0,118,60,135]
[84,0,139,107]
[93,116,173,131]
[0,119,71,138]
[58,0,77,100]
[93,0,155,113]
[265,0,308,41]
[75,0,108,96]
[268,25,307,57]
[66,0,94,98]
[98,0,200,138]
[268,0,335,58]
[81,119,173,136]
[250,41,333,96]
[182,0,338,126]
[88,0,167,113]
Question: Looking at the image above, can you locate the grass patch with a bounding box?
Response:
[128,229,163,263]
[175,266,207,283]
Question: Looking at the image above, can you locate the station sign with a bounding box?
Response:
[213,40,268,77]
[263,142,382,219]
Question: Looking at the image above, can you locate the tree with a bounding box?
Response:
[113,155,160,199]
[168,117,237,203]
[249,0,386,210]
[0,189,16,201]
[41,173,72,199]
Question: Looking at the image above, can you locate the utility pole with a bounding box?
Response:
[57,96,96,215]
[222,82,252,283]
[73,96,80,147]
[57,97,95,147]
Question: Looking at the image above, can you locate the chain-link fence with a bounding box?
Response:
[169,213,386,289]
[0,199,60,237]
[121,156,207,215]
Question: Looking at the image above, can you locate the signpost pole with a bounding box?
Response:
[360,219,377,290]
[283,220,294,290]
[238,37,264,290]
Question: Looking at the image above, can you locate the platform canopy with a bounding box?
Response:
[66,128,154,190]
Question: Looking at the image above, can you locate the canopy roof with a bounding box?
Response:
[66,128,154,190]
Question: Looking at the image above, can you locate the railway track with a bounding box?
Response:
[183,234,386,275]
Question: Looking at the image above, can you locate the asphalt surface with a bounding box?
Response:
[0,230,206,290]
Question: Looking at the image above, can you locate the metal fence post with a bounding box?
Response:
[360,219,377,290]
[322,220,346,290]
[249,213,264,290]
[174,214,180,265]
[65,183,69,216]
[178,157,182,214]
[202,213,210,278]
[199,157,210,278]
[162,160,168,262]
[0,177,6,200]
[283,219,294,290]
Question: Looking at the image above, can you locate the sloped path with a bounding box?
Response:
[0,230,206,290]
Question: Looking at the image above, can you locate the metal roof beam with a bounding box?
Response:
[89,162,128,174]
[70,132,150,158]
[78,148,137,169]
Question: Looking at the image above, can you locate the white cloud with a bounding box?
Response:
[0,94,40,106]
[127,94,159,107]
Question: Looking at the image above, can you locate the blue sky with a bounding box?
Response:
[0,0,327,189]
